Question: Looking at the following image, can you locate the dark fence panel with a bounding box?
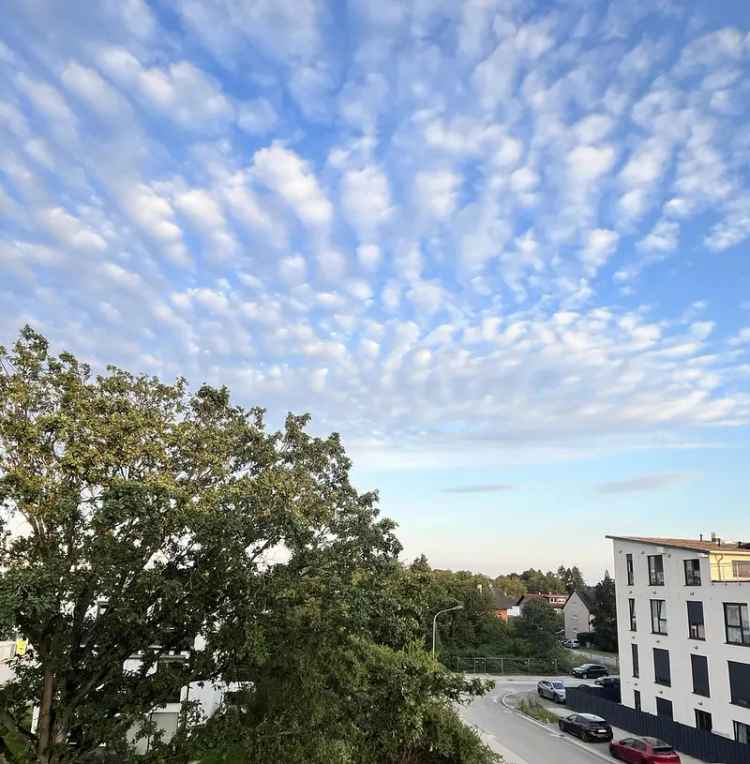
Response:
[567,687,750,764]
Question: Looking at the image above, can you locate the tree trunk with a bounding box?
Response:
[36,671,56,763]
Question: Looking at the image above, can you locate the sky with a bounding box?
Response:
[1,0,750,582]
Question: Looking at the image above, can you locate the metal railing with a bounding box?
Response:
[450,656,560,674]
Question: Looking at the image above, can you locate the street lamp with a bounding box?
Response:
[432,604,463,658]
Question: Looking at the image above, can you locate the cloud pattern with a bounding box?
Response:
[1,0,750,473]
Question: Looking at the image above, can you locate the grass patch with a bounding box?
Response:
[517,698,559,725]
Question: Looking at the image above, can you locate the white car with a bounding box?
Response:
[537,679,566,703]
[561,639,580,649]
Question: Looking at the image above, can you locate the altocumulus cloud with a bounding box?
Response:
[0,0,750,475]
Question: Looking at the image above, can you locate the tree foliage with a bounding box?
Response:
[590,572,618,652]
[512,599,560,656]
[556,566,586,595]
[0,328,496,764]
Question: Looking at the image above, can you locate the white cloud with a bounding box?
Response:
[415,170,462,219]
[176,0,322,64]
[98,48,233,128]
[346,279,373,301]
[637,220,679,253]
[237,98,278,135]
[252,142,332,228]
[357,243,381,271]
[581,229,619,275]
[408,281,444,314]
[690,322,714,340]
[510,167,539,193]
[663,197,694,218]
[705,196,750,252]
[568,145,616,185]
[120,183,189,266]
[61,61,130,119]
[17,74,77,133]
[38,207,107,253]
[340,164,392,233]
[317,248,346,280]
[729,328,750,347]
[174,189,226,230]
[279,254,307,286]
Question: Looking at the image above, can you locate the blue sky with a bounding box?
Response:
[1,0,750,581]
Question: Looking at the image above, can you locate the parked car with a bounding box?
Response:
[537,679,566,703]
[571,663,608,679]
[558,713,613,742]
[594,675,620,689]
[561,638,580,648]
[609,736,681,762]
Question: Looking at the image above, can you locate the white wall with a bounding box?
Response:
[612,539,750,740]
[563,592,592,640]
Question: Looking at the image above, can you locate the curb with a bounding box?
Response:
[500,690,614,764]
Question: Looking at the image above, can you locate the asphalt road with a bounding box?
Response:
[459,676,614,764]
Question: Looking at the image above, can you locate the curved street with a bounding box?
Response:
[459,675,619,764]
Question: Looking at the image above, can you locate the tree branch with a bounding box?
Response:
[0,707,35,743]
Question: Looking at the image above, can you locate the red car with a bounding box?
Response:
[609,736,681,762]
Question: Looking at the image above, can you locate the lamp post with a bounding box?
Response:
[432,605,463,658]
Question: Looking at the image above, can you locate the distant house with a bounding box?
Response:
[517,592,568,612]
[563,587,596,640]
[489,590,521,621]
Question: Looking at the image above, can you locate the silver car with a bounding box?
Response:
[537,679,566,703]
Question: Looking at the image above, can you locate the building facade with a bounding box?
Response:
[608,535,750,745]
[563,588,595,641]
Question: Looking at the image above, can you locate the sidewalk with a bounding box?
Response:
[525,692,704,764]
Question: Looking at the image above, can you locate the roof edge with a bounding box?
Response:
[606,535,750,554]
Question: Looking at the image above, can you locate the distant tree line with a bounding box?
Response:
[493,564,586,599]
[408,559,567,662]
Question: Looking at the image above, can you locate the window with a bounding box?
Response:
[631,644,639,678]
[629,598,637,631]
[648,555,664,586]
[656,697,673,719]
[684,559,701,586]
[633,690,641,711]
[157,659,185,703]
[695,709,712,732]
[626,553,634,586]
[653,647,671,686]
[733,560,750,579]
[691,654,710,697]
[728,661,750,708]
[651,599,667,634]
[735,721,750,745]
[724,603,750,646]
[687,601,705,640]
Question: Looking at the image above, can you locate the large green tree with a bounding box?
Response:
[556,566,586,595]
[0,328,495,764]
[590,572,618,652]
[512,599,560,656]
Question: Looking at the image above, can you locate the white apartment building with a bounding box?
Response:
[608,535,750,746]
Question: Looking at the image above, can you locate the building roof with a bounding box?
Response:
[606,535,750,554]
[565,586,596,611]
[488,589,519,610]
